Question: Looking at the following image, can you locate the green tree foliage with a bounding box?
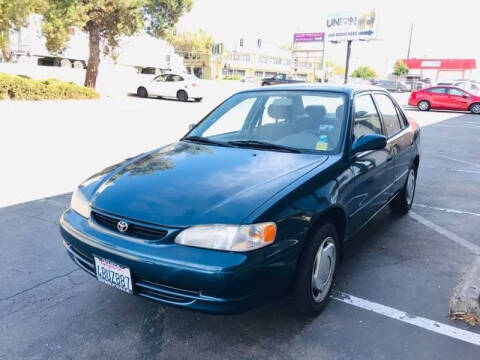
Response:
[167,29,213,58]
[42,0,193,88]
[325,60,345,78]
[351,65,377,79]
[393,60,409,76]
[0,0,45,61]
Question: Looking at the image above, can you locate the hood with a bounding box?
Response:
[90,141,327,227]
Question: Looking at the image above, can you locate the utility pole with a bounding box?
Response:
[344,40,352,84]
[407,23,413,59]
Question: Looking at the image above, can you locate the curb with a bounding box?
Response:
[450,256,480,326]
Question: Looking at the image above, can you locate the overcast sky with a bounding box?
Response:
[177,0,480,77]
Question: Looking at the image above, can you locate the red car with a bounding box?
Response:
[408,86,480,114]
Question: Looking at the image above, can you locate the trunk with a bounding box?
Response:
[84,22,101,89]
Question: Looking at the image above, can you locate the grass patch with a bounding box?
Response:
[0,73,99,100]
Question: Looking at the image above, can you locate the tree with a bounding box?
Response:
[325,60,345,78]
[42,0,193,89]
[351,65,377,79]
[393,60,409,76]
[167,29,213,70]
[0,0,44,61]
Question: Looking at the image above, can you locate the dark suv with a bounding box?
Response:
[262,74,305,86]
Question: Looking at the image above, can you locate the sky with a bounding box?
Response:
[177,0,480,77]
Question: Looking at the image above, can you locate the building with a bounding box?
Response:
[401,59,476,82]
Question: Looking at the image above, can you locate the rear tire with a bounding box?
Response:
[470,103,480,115]
[177,90,188,102]
[262,82,270,86]
[292,223,339,317]
[390,167,417,215]
[417,100,430,111]
[137,87,148,98]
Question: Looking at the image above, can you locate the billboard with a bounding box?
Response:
[326,9,378,42]
[293,32,325,43]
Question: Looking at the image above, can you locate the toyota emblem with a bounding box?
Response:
[117,221,129,233]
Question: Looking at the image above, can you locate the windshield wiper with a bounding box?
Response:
[182,136,229,147]
[227,140,301,153]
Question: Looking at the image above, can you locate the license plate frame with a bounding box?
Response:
[94,256,133,294]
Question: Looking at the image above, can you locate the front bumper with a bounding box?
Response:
[60,209,296,313]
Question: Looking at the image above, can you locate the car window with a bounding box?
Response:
[203,98,256,137]
[373,94,402,137]
[448,88,466,96]
[428,87,447,94]
[353,95,383,138]
[171,75,184,82]
[190,91,347,153]
[153,74,168,82]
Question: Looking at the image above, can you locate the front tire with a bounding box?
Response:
[470,103,480,115]
[137,87,148,98]
[292,223,339,316]
[417,100,430,111]
[194,97,202,102]
[390,167,417,215]
[262,82,270,86]
[177,90,188,102]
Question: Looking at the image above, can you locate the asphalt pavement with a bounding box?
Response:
[1,98,480,359]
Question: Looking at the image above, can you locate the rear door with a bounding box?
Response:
[169,74,186,97]
[447,87,471,110]
[372,93,413,194]
[348,93,395,235]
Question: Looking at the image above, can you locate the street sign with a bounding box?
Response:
[326,9,378,42]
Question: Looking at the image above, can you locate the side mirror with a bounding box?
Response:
[351,134,387,155]
[188,123,196,131]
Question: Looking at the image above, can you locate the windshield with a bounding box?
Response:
[187,90,347,153]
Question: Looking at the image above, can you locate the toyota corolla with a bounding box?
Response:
[60,85,420,315]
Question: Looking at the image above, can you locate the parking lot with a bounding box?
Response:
[1,90,480,359]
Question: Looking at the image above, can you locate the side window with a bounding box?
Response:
[373,94,402,137]
[203,97,256,137]
[353,95,383,139]
[171,75,184,82]
[154,74,168,82]
[428,87,447,94]
[448,88,466,96]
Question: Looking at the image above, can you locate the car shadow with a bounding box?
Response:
[127,93,197,103]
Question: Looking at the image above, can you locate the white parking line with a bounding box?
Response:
[435,124,480,130]
[427,153,480,169]
[409,211,480,255]
[332,292,480,346]
[414,204,480,218]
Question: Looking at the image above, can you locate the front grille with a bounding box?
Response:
[91,211,168,240]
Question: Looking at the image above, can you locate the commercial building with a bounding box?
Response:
[401,59,476,82]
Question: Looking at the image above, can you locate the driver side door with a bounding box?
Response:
[149,74,169,96]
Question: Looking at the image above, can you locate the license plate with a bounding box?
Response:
[94,256,133,294]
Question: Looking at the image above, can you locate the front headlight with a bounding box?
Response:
[175,222,276,252]
[70,187,91,218]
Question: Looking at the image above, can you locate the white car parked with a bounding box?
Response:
[136,73,203,102]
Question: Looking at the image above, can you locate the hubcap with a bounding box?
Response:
[472,104,480,114]
[406,169,416,205]
[419,101,428,110]
[311,237,336,303]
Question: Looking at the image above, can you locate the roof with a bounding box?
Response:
[237,83,386,96]
[401,59,476,70]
